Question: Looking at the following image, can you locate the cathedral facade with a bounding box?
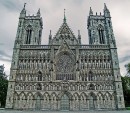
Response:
[6,4,125,110]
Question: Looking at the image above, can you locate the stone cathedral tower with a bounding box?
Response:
[6,4,125,110]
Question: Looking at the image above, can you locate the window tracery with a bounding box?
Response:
[25,25,32,44]
[88,71,93,81]
[56,53,74,80]
[38,71,42,81]
[56,54,73,73]
[98,25,105,44]
[37,83,42,90]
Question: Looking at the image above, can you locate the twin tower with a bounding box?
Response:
[15,3,115,47]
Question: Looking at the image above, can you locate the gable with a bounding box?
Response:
[56,23,74,35]
[51,22,79,45]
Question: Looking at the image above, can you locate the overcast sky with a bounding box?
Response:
[0,0,130,76]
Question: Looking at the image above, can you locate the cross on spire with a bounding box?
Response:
[24,3,26,9]
[63,9,66,23]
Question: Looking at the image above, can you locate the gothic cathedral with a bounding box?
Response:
[6,4,125,110]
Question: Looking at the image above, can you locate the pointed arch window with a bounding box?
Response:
[61,94,70,110]
[38,30,41,44]
[37,83,42,90]
[89,84,95,90]
[108,20,111,27]
[89,30,92,44]
[98,25,105,44]
[25,25,32,44]
[38,71,42,81]
[88,71,93,81]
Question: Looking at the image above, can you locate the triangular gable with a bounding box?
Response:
[55,22,75,36]
[51,22,79,45]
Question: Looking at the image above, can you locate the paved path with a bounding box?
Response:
[0,109,130,113]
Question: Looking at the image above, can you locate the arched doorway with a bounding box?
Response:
[60,94,70,110]
[35,95,41,110]
[89,95,94,109]
[89,93,96,110]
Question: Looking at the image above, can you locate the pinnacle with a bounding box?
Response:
[63,9,66,23]
[89,7,93,15]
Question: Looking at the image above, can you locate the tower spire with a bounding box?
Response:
[37,8,41,17]
[63,9,66,23]
[24,3,26,9]
[20,3,26,17]
[78,30,81,44]
[89,7,93,16]
[49,30,52,45]
[104,3,110,17]
[104,3,108,10]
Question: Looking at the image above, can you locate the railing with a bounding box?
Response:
[80,45,109,49]
[20,45,50,49]
[20,44,109,49]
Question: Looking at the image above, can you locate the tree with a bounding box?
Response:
[121,63,130,107]
[125,63,130,76]
[0,75,8,107]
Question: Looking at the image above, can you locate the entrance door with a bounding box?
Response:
[60,94,70,110]
[35,95,41,110]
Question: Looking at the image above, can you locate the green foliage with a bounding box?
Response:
[126,107,130,110]
[125,63,130,76]
[0,76,8,107]
[121,63,130,107]
[121,76,130,107]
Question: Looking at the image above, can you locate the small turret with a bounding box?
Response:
[78,30,81,44]
[89,7,93,16]
[104,3,110,17]
[37,8,41,17]
[49,30,52,44]
[20,3,26,18]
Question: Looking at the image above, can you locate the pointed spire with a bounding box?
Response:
[49,30,52,39]
[20,3,26,17]
[37,8,41,17]
[89,7,93,16]
[22,3,26,12]
[78,30,80,36]
[104,3,110,12]
[104,3,110,17]
[78,30,81,39]
[24,3,26,9]
[49,30,52,36]
[78,30,81,44]
[49,30,52,45]
[63,9,66,23]
[104,3,108,10]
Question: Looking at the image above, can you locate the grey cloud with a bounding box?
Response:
[0,50,11,62]
[0,58,11,62]
[0,0,23,11]
[119,56,130,63]
[0,43,4,45]
[0,50,11,58]
[71,0,85,5]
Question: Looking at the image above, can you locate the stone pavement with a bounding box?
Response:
[0,109,130,113]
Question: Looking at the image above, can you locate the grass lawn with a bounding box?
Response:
[126,107,130,110]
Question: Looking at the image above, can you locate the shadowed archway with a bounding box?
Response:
[60,93,70,110]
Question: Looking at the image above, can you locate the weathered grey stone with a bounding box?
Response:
[1,109,130,113]
[5,4,125,111]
